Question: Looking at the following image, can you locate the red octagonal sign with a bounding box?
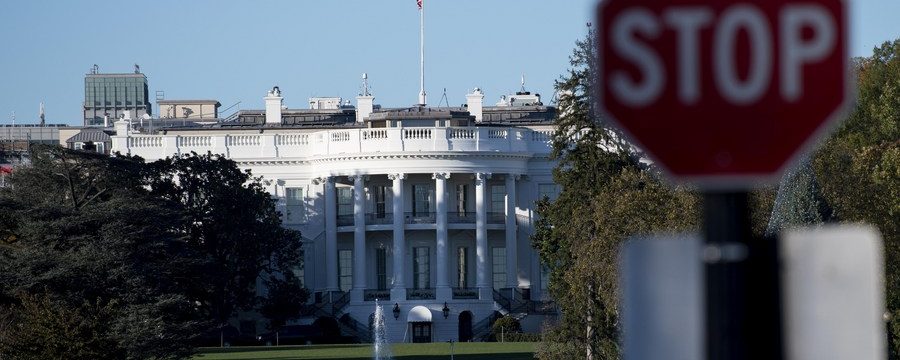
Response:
[596,0,850,188]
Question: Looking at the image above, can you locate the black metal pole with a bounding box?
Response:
[704,191,783,360]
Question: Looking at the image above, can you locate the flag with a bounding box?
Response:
[417,0,422,10]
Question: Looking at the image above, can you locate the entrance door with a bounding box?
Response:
[458,311,473,342]
[411,322,432,343]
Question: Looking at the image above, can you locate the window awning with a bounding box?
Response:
[407,305,432,322]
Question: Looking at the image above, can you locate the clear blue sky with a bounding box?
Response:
[1,0,899,125]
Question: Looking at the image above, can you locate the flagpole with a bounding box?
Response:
[418,0,426,106]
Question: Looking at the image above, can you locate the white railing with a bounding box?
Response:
[403,128,432,140]
[277,134,309,146]
[362,129,388,140]
[179,136,212,147]
[129,136,163,148]
[228,135,260,146]
[114,127,554,161]
[450,128,476,139]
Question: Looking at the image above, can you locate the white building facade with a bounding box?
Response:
[111,87,559,343]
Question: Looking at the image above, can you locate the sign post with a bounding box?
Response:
[596,1,849,359]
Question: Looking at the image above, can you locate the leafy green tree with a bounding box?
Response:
[532,29,700,360]
[0,145,207,359]
[812,39,900,355]
[145,152,304,337]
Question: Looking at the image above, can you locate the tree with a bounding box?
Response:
[532,29,700,360]
[259,273,309,332]
[0,145,207,359]
[145,152,305,336]
[812,39,900,355]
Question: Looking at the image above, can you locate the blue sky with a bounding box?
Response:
[1,0,898,125]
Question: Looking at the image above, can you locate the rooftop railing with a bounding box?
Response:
[113,126,559,161]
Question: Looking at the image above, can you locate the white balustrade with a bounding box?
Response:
[229,135,261,146]
[277,134,309,146]
[114,126,556,161]
[178,136,212,148]
[403,128,432,140]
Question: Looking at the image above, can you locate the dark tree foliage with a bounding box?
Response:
[532,30,699,360]
[145,152,305,330]
[259,273,309,332]
[813,40,900,356]
[0,145,207,359]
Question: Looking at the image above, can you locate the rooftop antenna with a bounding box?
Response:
[10,111,15,126]
[417,0,426,106]
[39,102,45,126]
[134,63,141,74]
[438,88,449,108]
[521,74,527,93]
[362,73,371,96]
[92,64,99,74]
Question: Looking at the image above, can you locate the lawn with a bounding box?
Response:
[194,342,536,360]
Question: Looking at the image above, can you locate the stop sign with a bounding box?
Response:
[596,0,850,187]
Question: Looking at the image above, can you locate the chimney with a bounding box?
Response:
[466,88,484,122]
[356,95,374,123]
[264,86,283,125]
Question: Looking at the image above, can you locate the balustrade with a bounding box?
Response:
[116,126,556,160]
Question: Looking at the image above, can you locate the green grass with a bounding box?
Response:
[194,342,536,360]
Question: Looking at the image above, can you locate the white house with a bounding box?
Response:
[111,85,560,343]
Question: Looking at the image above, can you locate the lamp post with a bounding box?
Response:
[442,302,450,319]
[393,303,400,320]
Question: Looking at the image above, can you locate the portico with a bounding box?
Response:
[320,171,521,303]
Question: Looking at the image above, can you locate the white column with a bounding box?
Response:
[389,173,407,301]
[434,172,451,300]
[475,172,491,299]
[350,175,367,302]
[322,176,339,292]
[505,174,519,288]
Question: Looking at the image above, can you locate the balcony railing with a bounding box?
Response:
[448,212,475,224]
[452,287,479,299]
[341,211,505,226]
[363,289,391,302]
[406,288,435,300]
[114,126,563,162]
[365,212,393,225]
[336,214,354,226]
[405,212,435,224]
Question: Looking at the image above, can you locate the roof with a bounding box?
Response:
[206,104,556,129]
[367,106,475,122]
[158,100,221,106]
[66,129,112,143]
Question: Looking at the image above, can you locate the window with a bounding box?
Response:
[492,247,506,290]
[538,184,559,201]
[285,187,305,223]
[337,187,353,216]
[491,185,506,214]
[457,247,468,288]
[339,249,353,292]
[413,247,430,289]
[412,184,433,216]
[375,248,387,290]
[456,184,468,214]
[374,185,388,218]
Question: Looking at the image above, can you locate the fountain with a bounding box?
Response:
[373,299,393,360]
[765,158,833,237]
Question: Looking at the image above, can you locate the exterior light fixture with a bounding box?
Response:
[442,302,450,319]
[393,303,400,320]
